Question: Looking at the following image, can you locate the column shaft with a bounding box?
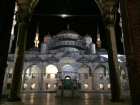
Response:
[71,80,74,97]
[0,59,7,101]
[7,22,28,101]
[120,0,140,104]
[61,81,63,97]
[105,24,123,102]
[0,0,15,101]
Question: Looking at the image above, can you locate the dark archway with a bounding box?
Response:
[25,0,107,52]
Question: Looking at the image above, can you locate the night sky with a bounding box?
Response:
[12,0,124,54]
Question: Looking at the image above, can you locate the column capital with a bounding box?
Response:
[105,24,115,29]
[102,2,118,25]
[16,10,31,24]
[104,14,116,25]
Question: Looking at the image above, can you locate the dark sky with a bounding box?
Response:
[12,0,124,54]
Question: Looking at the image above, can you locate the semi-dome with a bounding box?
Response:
[77,56,89,63]
[62,51,75,57]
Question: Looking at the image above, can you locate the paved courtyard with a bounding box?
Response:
[1,92,131,105]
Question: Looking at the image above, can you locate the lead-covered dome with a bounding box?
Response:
[92,56,107,63]
[27,47,40,53]
[56,29,82,40]
[44,55,59,62]
[57,30,78,35]
[77,56,89,63]
[30,56,43,62]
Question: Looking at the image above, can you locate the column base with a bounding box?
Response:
[7,97,21,102]
[110,98,125,102]
[1,101,24,105]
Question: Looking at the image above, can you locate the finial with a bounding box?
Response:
[96,34,101,48]
[36,22,39,34]
[67,23,70,30]
[34,22,40,47]
[96,21,101,48]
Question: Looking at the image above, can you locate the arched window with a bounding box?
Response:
[46,64,58,79]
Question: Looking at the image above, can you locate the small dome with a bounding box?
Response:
[77,56,89,63]
[45,55,59,62]
[84,34,91,38]
[45,34,51,37]
[41,42,47,44]
[27,47,40,52]
[30,56,43,62]
[92,56,107,63]
[44,32,52,37]
[118,56,126,62]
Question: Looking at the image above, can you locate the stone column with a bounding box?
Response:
[7,10,29,101]
[88,76,92,90]
[105,14,123,102]
[71,79,74,97]
[3,73,8,91]
[0,0,15,101]
[40,74,43,90]
[22,74,26,90]
[0,60,7,101]
[61,80,64,97]
[120,0,140,105]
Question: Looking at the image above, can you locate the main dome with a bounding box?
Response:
[56,29,81,40]
[57,30,79,35]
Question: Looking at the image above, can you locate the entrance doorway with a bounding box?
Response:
[64,76,71,90]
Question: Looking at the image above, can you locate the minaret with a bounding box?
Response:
[8,2,18,53]
[96,22,101,48]
[34,22,40,48]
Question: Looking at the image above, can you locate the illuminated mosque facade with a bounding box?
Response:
[3,24,129,93]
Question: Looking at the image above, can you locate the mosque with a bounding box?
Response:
[3,24,129,93]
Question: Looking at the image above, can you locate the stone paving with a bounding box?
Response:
[1,92,131,105]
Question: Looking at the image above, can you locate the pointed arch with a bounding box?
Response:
[25,64,41,75]
[95,0,104,15]
[61,64,75,72]
[94,64,109,76]
[45,64,58,73]
[77,64,92,76]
